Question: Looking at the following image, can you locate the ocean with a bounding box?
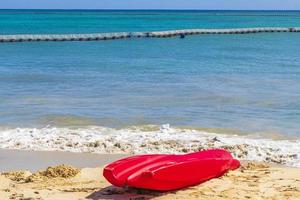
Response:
[0,10,299,166]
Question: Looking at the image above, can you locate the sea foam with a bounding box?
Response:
[0,125,299,167]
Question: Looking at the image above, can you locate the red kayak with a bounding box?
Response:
[103,149,240,191]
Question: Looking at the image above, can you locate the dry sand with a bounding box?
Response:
[0,162,299,200]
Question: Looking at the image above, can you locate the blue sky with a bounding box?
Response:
[1,0,300,10]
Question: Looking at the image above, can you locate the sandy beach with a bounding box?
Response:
[1,6,300,200]
[0,150,299,200]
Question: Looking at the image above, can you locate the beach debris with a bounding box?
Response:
[25,165,80,182]
[2,171,32,182]
[62,187,99,193]
[241,162,270,171]
[221,144,250,158]
[1,165,80,182]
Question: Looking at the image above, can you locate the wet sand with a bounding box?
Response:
[0,149,127,172]
[0,150,299,200]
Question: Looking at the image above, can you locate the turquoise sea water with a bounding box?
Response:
[1,10,300,34]
[1,10,300,137]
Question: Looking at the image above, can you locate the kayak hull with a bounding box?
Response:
[103,149,240,191]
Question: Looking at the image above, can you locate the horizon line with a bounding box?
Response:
[1,8,300,11]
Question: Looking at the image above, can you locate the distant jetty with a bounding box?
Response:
[0,27,300,43]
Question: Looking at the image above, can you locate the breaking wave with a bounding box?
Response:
[0,124,299,167]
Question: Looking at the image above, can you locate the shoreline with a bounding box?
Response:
[1,125,299,167]
[0,150,299,199]
[0,149,127,172]
[0,149,291,172]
